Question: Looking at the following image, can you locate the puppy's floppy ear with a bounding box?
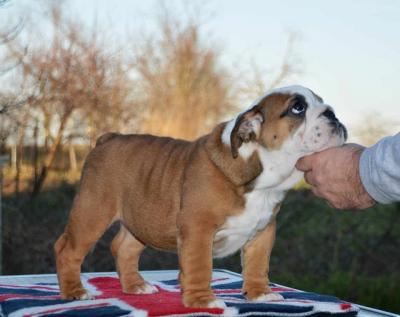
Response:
[230,106,264,159]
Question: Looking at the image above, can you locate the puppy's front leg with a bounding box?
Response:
[178,224,225,308]
[241,219,283,301]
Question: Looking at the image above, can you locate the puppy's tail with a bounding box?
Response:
[96,132,120,147]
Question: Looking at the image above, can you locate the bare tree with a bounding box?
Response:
[134,11,236,140]
[0,1,23,46]
[0,0,25,115]
[4,2,137,197]
[0,98,17,153]
[0,93,31,189]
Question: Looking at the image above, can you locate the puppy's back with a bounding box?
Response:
[78,133,194,248]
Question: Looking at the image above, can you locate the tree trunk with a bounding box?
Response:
[31,111,71,199]
[14,125,25,196]
[68,142,77,172]
[11,144,17,174]
[43,112,52,153]
[33,119,39,185]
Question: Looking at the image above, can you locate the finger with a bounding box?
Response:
[343,143,365,151]
[323,193,346,210]
[312,188,338,208]
[304,171,317,186]
[295,154,316,172]
[310,186,324,198]
[328,199,343,209]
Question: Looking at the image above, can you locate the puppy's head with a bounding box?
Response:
[229,85,347,158]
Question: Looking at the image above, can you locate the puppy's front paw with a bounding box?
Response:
[61,288,93,300]
[123,282,158,294]
[253,292,284,302]
[207,299,226,308]
[184,298,226,308]
[135,282,158,294]
[183,292,225,308]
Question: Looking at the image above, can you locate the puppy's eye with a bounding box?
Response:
[280,95,307,118]
[291,103,306,115]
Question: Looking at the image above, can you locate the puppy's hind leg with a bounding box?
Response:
[55,187,117,300]
[111,225,158,294]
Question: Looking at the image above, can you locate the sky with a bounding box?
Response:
[3,0,400,134]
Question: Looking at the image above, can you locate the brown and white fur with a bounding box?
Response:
[55,85,347,308]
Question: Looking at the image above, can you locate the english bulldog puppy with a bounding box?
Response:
[55,85,347,308]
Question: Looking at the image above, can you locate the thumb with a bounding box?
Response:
[295,154,316,172]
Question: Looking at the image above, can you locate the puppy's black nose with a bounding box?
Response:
[321,108,338,121]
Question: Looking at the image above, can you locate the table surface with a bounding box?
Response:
[0,270,397,317]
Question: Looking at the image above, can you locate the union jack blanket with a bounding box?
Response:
[0,270,358,316]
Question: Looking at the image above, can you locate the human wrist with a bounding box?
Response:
[355,148,375,208]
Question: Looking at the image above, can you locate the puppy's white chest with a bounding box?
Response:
[213,189,285,258]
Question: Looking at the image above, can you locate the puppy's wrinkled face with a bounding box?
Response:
[230,85,347,157]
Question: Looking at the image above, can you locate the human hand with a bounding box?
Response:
[295,144,375,209]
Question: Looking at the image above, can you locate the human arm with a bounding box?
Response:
[359,133,400,204]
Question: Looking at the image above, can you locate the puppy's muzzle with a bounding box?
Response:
[320,108,348,141]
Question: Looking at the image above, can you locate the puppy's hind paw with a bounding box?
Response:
[62,288,94,300]
[79,291,95,300]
